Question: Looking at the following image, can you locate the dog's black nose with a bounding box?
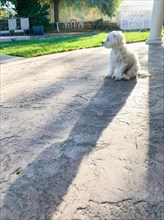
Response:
[102,41,104,45]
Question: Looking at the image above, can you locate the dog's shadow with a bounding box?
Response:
[2,77,137,220]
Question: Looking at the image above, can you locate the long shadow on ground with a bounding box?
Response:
[1,77,136,220]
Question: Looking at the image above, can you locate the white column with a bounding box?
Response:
[146,0,164,45]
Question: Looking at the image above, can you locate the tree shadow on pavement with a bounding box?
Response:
[1,77,137,220]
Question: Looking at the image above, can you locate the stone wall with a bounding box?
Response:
[117,6,152,30]
[45,0,113,23]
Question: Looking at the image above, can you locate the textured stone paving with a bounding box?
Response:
[0,43,164,220]
[0,54,25,64]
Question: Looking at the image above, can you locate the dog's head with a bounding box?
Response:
[102,31,126,49]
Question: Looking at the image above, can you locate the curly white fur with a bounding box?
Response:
[102,31,140,80]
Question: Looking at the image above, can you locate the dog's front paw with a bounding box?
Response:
[112,74,122,81]
[105,75,111,78]
[122,74,131,80]
[105,71,114,78]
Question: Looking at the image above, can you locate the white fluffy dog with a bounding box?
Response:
[102,31,140,80]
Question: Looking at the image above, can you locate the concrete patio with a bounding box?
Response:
[0,42,164,220]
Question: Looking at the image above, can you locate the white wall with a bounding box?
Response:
[118,0,154,30]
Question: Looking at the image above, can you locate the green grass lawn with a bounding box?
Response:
[0,31,150,58]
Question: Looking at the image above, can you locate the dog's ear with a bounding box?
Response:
[114,31,125,45]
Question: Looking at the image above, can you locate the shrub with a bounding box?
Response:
[91,18,120,31]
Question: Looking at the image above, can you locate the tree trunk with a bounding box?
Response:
[53,0,60,23]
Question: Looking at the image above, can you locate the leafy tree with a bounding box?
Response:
[56,0,121,22]
[52,0,60,23]
[53,0,121,22]
[0,6,4,18]
[89,0,121,17]
[0,1,16,18]
[1,0,17,6]
[1,0,50,26]
[1,0,121,23]
[16,0,50,26]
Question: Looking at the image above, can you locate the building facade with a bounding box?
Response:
[118,1,153,30]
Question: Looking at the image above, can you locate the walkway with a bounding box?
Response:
[0,43,164,220]
[0,54,25,63]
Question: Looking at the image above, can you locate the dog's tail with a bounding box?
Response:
[137,70,151,78]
